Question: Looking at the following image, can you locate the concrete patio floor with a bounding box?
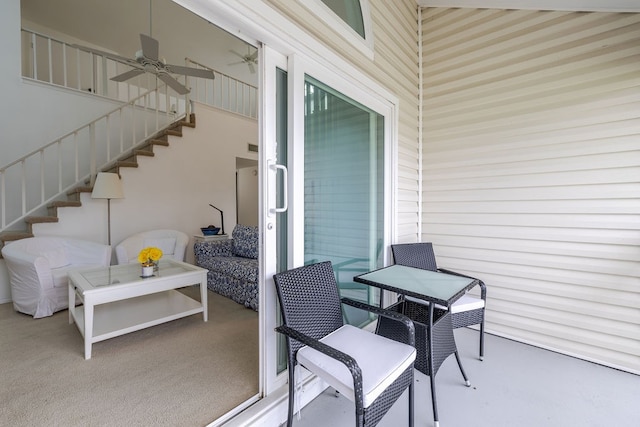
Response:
[292,328,639,427]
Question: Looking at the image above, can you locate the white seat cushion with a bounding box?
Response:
[405,293,484,313]
[451,293,485,314]
[296,324,416,408]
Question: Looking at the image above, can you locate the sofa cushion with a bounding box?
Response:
[232,225,258,259]
[203,256,258,283]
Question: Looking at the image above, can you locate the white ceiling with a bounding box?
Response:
[21,0,259,85]
[417,0,640,12]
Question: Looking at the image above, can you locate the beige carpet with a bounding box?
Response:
[0,287,259,427]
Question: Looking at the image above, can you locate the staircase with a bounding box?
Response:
[1,29,257,253]
[0,113,196,251]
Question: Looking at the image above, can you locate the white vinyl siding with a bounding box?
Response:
[421,8,640,373]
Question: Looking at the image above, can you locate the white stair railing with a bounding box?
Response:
[0,85,188,232]
[21,28,258,119]
[185,57,258,119]
[4,29,258,233]
[21,28,154,102]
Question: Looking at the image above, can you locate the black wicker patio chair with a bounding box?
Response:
[273,261,416,427]
[391,242,487,360]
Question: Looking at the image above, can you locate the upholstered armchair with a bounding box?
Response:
[1,237,111,318]
[115,229,189,264]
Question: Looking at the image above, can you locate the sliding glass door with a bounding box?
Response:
[303,76,383,324]
[262,50,393,398]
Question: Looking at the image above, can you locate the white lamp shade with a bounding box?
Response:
[91,172,124,199]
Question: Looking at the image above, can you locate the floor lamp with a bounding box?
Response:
[91,172,124,245]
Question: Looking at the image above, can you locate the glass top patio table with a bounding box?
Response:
[354,264,477,307]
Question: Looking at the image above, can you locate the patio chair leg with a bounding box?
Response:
[287,361,295,427]
[454,351,471,387]
[409,380,414,427]
[429,372,439,427]
[479,320,485,361]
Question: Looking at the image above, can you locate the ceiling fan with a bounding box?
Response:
[229,46,258,74]
[74,33,214,95]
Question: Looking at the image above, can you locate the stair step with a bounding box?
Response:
[134,150,155,157]
[48,200,82,216]
[149,139,170,146]
[25,216,59,233]
[50,200,82,208]
[67,186,92,196]
[165,129,182,137]
[112,160,138,169]
[0,231,34,242]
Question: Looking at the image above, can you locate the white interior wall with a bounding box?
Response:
[0,102,258,302]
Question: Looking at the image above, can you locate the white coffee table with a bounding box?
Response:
[68,259,208,359]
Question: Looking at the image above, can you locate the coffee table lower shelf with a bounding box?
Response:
[71,290,203,353]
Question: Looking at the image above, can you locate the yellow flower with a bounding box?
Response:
[148,247,163,261]
[138,247,163,265]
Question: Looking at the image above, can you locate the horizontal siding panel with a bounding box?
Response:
[489,299,640,342]
[489,286,640,325]
[423,199,640,215]
[424,183,640,201]
[434,249,638,288]
[488,314,639,371]
[430,234,640,262]
[424,212,638,230]
[426,223,638,245]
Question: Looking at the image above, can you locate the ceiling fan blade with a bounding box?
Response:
[248,51,258,61]
[72,44,133,64]
[111,68,145,82]
[140,33,159,61]
[158,73,190,95]
[165,64,215,79]
[248,62,256,74]
[229,50,246,59]
[228,60,245,66]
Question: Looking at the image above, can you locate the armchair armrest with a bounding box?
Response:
[437,268,487,300]
[341,298,415,346]
[3,251,54,291]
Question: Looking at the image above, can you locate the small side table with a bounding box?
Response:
[194,234,228,243]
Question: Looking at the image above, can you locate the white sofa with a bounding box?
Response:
[115,229,189,265]
[1,237,111,318]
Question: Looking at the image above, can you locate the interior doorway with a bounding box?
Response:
[236,158,259,227]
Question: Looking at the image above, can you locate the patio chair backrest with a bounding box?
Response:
[391,243,438,271]
[273,261,344,355]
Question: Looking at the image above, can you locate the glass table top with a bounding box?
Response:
[354,264,476,306]
[71,259,199,289]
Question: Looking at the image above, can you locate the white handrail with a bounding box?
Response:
[0,84,187,231]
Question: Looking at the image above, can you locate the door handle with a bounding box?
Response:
[268,161,288,216]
